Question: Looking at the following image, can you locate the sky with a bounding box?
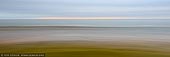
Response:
[0,0,170,19]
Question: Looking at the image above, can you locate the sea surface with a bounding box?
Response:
[0,19,170,43]
[0,19,170,27]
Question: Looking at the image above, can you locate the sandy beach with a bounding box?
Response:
[0,26,170,57]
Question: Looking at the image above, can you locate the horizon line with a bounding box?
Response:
[1,17,170,19]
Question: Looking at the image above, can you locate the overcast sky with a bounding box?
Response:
[0,0,170,19]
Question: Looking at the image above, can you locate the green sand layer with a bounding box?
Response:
[0,41,170,57]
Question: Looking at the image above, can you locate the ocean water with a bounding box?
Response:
[0,19,170,43]
[0,19,170,27]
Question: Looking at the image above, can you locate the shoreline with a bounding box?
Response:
[0,26,170,44]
